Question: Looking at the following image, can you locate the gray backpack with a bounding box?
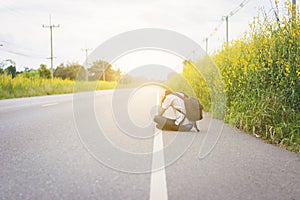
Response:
[172,92,203,132]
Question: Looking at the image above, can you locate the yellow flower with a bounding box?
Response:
[265,67,269,72]
[284,1,291,7]
[285,65,290,76]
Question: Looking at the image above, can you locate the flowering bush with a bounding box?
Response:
[183,1,300,152]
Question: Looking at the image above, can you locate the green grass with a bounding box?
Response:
[0,74,117,99]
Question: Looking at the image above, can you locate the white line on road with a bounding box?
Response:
[149,90,168,200]
[41,103,58,107]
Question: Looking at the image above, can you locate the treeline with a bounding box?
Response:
[0,58,150,99]
[0,59,121,82]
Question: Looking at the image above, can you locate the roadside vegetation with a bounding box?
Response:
[182,1,300,153]
[0,58,152,99]
[0,60,120,99]
[0,74,117,99]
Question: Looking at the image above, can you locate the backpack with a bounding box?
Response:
[172,92,203,132]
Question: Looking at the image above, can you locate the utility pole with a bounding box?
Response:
[81,48,92,68]
[225,16,229,44]
[43,15,59,78]
[221,15,229,44]
[223,0,249,44]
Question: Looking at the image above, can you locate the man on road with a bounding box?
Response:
[154,90,193,131]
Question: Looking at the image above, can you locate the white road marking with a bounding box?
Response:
[41,103,58,107]
[149,90,168,200]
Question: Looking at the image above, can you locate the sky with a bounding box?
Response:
[0,0,294,73]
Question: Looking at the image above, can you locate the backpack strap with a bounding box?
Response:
[171,105,186,115]
[172,92,186,100]
[171,92,186,115]
[173,107,199,132]
[193,121,200,132]
[169,93,186,126]
[171,93,200,132]
[171,105,186,126]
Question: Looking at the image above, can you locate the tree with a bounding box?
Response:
[88,60,120,81]
[6,66,16,79]
[0,62,3,74]
[54,62,87,81]
[22,67,39,78]
[53,64,66,79]
[119,74,133,84]
[114,69,121,81]
[0,59,16,78]
[38,64,51,79]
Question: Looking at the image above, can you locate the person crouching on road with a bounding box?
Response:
[154,90,193,131]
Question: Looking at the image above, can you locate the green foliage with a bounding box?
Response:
[54,63,87,81]
[164,72,195,97]
[183,2,300,152]
[88,60,120,81]
[38,64,51,79]
[0,59,16,78]
[22,68,39,78]
[169,58,226,119]
[6,66,16,79]
[181,60,211,112]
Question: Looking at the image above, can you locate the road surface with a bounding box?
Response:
[0,87,299,200]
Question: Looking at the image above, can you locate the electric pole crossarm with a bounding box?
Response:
[42,15,59,78]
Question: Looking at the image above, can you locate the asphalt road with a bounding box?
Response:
[0,87,299,200]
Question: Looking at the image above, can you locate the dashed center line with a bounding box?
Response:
[41,102,58,107]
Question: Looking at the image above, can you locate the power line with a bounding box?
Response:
[0,48,46,59]
[0,2,49,60]
[204,0,250,52]
[0,40,47,58]
[43,15,59,78]
[223,0,250,43]
[207,20,225,39]
[0,0,44,28]
[227,0,250,18]
[0,0,25,18]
